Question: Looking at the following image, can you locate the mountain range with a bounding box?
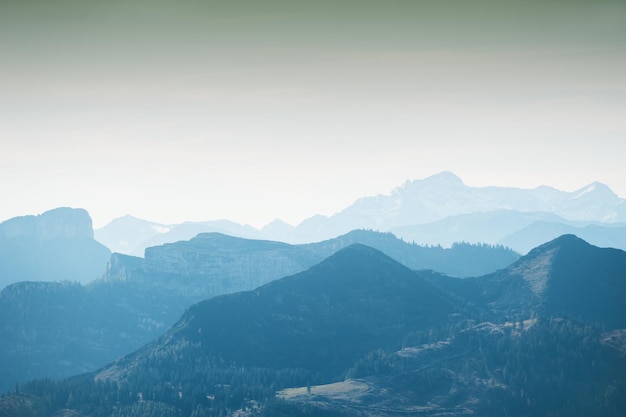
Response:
[2,172,626,416]
[3,235,624,416]
[95,172,626,255]
[0,227,517,392]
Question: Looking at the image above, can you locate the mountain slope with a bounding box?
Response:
[278,318,626,417]
[0,279,174,388]
[0,229,515,392]
[458,234,626,328]
[3,237,626,417]
[98,245,466,382]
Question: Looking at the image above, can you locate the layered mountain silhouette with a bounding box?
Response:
[95,172,626,253]
[0,229,516,392]
[390,209,566,248]
[98,245,466,382]
[95,216,262,256]
[290,173,626,243]
[499,221,626,254]
[0,208,110,289]
[4,234,625,416]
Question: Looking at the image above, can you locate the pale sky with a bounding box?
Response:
[1,0,625,228]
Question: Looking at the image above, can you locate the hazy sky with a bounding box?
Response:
[1,0,625,228]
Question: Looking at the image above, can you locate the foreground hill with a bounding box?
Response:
[0,230,516,392]
[4,235,625,416]
[0,208,111,289]
[278,317,626,417]
[463,234,626,329]
[98,245,466,383]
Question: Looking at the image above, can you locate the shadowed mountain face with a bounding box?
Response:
[3,236,626,416]
[0,229,516,392]
[97,245,466,381]
[108,230,519,301]
[436,235,626,330]
[0,208,111,289]
[540,235,626,329]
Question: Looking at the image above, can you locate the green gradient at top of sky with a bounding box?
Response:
[0,0,625,226]
[2,0,625,54]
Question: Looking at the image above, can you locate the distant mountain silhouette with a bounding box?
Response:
[0,208,110,289]
[93,215,171,255]
[499,221,626,254]
[390,209,567,248]
[282,172,626,243]
[95,216,262,256]
[95,172,626,251]
[278,316,626,416]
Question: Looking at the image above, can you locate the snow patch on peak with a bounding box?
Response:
[573,182,598,199]
[572,181,616,200]
[152,225,171,234]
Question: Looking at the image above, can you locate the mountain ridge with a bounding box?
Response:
[96,244,466,382]
[95,172,626,251]
[3,234,626,416]
[0,228,517,392]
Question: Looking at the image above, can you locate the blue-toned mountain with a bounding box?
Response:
[7,235,624,417]
[0,207,110,289]
[0,229,516,392]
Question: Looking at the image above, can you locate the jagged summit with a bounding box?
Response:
[572,181,617,199]
[423,170,465,185]
[479,234,626,329]
[93,173,626,250]
[396,171,464,192]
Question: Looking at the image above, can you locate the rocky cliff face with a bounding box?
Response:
[131,234,316,298]
[0,207,94,241]
[0,208,110,289]
[109,231,519,300]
